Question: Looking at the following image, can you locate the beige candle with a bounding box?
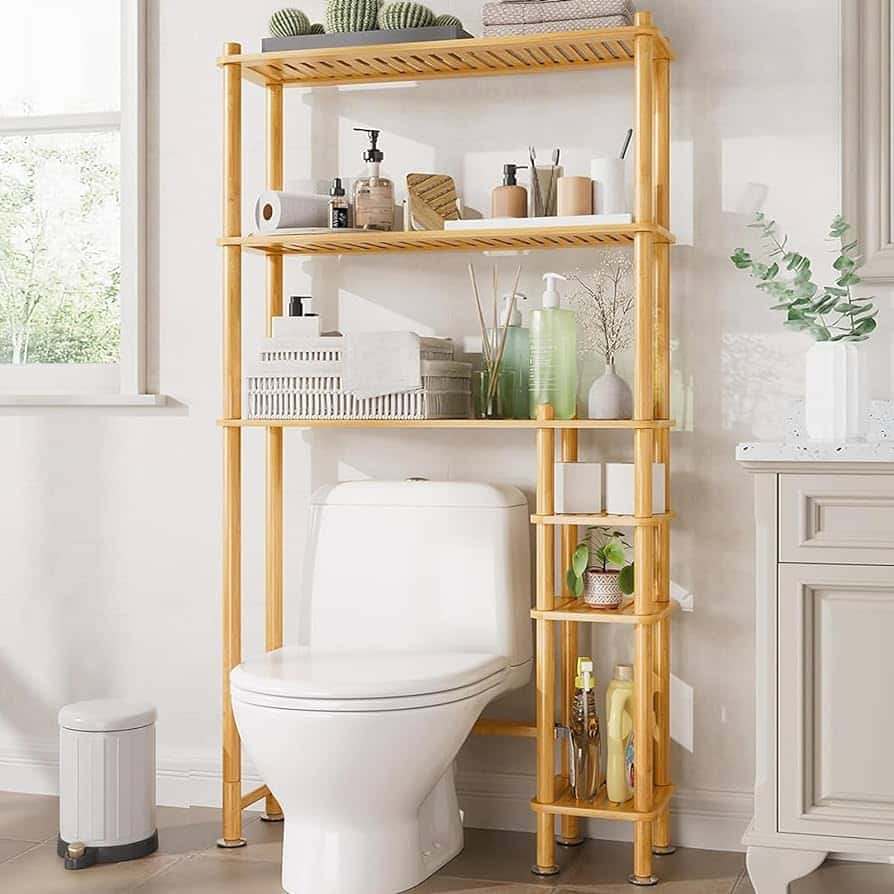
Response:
[556,176,593,216]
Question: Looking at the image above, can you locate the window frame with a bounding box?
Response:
[0,0,157,405]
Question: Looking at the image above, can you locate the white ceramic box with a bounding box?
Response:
[603,463,666,515]
[554,462,602,514]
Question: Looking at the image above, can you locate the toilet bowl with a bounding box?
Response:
[231,481,532,894]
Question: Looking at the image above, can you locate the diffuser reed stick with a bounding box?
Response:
[481,265,523,411]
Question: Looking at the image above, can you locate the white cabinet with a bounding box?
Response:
[737,461,894,894]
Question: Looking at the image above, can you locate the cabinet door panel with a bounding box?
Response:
[779,563,894,840]
[780,474,894,564]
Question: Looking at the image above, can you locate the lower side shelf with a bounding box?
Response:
[531,777,675,822]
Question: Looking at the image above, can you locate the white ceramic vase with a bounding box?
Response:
[804,342,864,441]
[588,362,633,419]
[582,569,624,608]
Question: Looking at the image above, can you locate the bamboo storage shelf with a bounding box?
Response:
[530,598,677,625]
[218,25,673,88]
[221,222,674,257]
[218,11,674,884]
[218,418,674,430]
[533,779,676,822]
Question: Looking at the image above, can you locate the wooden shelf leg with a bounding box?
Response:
[532,406,559,877]
[557,429,583,848]
[261,80,286,826]
[219,42,245,849]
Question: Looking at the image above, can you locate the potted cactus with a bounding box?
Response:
[566,527,634,609]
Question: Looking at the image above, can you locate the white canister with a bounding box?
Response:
[555,462,602,514]
[59,700,157,852]
[604,463,666,516]
[590,157,628,215]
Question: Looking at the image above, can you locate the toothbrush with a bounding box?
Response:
[619,128,633,160]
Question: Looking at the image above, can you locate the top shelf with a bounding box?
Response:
[219,25,673,88]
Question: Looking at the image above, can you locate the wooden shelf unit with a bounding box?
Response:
[218,12,673,884]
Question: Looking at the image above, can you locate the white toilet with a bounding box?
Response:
[231,480,533,894]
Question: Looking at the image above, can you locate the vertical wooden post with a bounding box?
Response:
[533,405,559,877]
[652,49,674,857]
[557,428,582,848]
[262,82,285,824]
[631,12,656,884]
[219,41,246,849]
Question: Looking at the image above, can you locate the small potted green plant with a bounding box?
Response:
[566,527,634,609]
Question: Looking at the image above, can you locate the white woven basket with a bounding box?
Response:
[247,358,472,420]
[258,335,454,364]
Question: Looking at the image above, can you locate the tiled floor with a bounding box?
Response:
[1,791,892,893]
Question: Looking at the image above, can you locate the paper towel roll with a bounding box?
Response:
[254,191,329,232]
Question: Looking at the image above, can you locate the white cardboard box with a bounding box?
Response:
[604,463,666,515]
[554,462,602,514]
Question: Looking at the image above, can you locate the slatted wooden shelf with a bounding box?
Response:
[531,512,674,527]
[532,778,675,822]
[220,222,674,257]
[218,26,673,88]
[218,418,674,430]
[530,597,676,625]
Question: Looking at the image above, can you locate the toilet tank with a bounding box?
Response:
[300,481,532,669]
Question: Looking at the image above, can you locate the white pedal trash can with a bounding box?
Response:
[57,699,158,870]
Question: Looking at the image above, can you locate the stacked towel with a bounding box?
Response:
[482,0,634,36]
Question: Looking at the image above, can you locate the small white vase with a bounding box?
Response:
[588,362,633,420]
[804,342,864,441]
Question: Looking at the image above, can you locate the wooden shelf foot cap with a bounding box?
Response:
[531,863,560,877]
[260,813,284,823]
[216,838,247,848]
[556,835,585,847]
[653,845,677,856]
[627,874,659,887]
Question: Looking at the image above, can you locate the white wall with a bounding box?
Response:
[1,0,884,850]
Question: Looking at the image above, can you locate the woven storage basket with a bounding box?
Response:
[247,358,472,420]
[258,335,453,364]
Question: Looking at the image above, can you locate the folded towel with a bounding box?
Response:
[483,0,634,25]
[343,331,425,399]
[483,14,631,35]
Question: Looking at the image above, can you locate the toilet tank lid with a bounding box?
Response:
[311,480,527,509]
[58,699,157,732]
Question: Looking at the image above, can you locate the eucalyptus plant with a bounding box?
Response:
[730,213,876,342]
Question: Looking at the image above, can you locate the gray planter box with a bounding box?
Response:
[261,26,474,53]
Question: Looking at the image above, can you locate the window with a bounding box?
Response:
[0,0,150,402]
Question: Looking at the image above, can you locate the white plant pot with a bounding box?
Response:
[804,342,864,441]
[603,463,666,515]
[583,569,624,608]
[555,462,602,514]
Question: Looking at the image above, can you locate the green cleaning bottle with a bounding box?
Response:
[529,272,577,419]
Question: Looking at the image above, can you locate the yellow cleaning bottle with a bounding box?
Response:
[605,664,634,803]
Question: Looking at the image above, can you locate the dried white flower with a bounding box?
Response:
[565,250,634,364]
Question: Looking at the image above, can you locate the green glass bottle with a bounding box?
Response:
[489,292,529,419]
[529,273,577,419]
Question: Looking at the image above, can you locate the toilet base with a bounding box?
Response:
[281,767,464,894]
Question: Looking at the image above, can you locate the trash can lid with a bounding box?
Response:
[59,699,157,732]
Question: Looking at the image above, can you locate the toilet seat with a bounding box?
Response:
[231,647,509,712]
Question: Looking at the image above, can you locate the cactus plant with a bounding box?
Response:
[379,1,436,30]
[433,13,463,29]
[268,8,311,37]
[325,0,380,32]
[309,22,325,33]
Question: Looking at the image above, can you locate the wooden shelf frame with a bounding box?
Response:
[218,11,674,881]
[220,222,674,257]
[218,25,673,89]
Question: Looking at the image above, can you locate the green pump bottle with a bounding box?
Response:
[529,272,577,419]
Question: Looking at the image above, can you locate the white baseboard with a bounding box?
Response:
[0,740,751,851]
[455,769,752,853]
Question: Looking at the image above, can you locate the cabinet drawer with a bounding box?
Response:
[780,474,894,564]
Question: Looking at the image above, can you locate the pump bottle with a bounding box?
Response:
[491,164,528,218]
[352,128,394,231]
[489,292,529,419]
[529,272,578,419]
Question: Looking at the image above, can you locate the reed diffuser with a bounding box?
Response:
[468,263,522,418]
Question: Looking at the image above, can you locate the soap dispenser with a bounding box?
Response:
[529,272,577,419]
[272,296,321,338]
[490,292,529,419]
[491,164,528,219]
[352,127,394,231]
